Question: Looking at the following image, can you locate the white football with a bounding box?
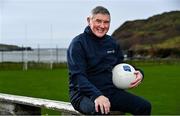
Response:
[112,63,136,89]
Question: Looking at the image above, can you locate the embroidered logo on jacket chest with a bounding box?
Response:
[107,50,115,54]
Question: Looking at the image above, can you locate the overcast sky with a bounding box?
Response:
[0,0,180,48]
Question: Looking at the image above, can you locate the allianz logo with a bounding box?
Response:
[107,50,115,54]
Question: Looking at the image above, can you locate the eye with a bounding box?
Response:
[104,21,110,24]
[95,19,102,24]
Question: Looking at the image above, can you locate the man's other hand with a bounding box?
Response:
[129,70,143,88]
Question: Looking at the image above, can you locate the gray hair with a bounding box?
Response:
[91,6,110,16]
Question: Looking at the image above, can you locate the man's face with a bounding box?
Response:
[88,13,110,38]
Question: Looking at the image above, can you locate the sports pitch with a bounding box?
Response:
[0,62,179,115]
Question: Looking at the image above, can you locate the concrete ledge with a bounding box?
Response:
[0,93,79,115]
[0,93,124,115]
[0,101,41,115]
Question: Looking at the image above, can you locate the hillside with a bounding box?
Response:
[112,11,180,58]
[0,44,32,51]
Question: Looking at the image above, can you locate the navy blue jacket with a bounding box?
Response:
[67,26,124,109]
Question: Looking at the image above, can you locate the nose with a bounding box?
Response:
[100,22,105,28]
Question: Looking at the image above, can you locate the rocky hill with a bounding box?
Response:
[112,11,180,58]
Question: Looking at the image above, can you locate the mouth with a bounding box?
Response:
[97,28,105,33]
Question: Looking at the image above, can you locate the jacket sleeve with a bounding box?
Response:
[67,40,102,101]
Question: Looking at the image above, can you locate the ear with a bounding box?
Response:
[87,17,90,25]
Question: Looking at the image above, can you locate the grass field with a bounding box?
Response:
[129,63,180,115]
[0,62,180,115]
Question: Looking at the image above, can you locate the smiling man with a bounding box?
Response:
[67,6,151,115]
[87,11,110,38]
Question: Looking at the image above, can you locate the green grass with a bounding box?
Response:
[156,36,180,49]
[129,64,180,115]
[0,69,69,101]
[0,62,180,115]
[135,36,180,49]
[0,69,69,115]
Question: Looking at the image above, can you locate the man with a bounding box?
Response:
[67,6,151,115]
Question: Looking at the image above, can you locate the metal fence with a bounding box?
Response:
[0,47,67,70]
[0,48,67,63]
